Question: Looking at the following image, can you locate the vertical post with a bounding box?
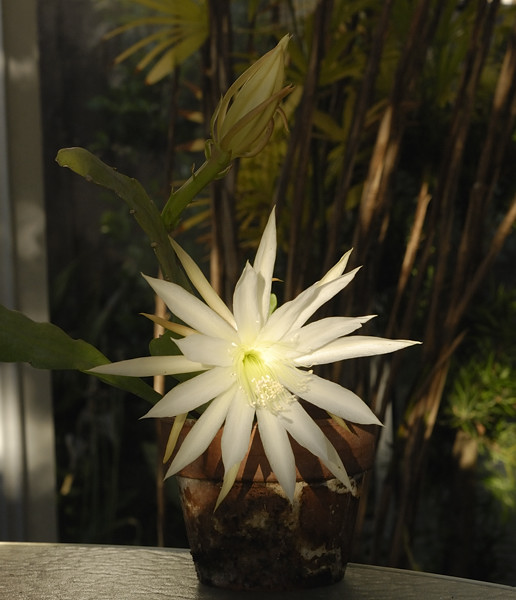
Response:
[0,0,57,541]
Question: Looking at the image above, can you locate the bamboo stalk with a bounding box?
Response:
[278,0,331,299]
[370,1,507,568]
[376,2,507,567]
[323,0,395,273]
[424,0,500,353]
[205,0,239,302]
[387,180,431,338]
[446,194,516,336]
[450,13,516,307]
[345,0,443,323]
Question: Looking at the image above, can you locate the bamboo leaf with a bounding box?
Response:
[104,17,179,40]
[128,0,204,19]
[112,30,171,66]
[125,0,181,15]
[312,109,346,141]
[105,0,207,81]
[136,34,181,72]
[145,32,207,84]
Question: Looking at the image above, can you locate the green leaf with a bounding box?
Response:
[56,147,183,285]
[149,329,181,356]
[0,304,160,404]
[149,330,199,383]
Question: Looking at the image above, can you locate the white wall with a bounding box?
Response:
[0,0,57,541]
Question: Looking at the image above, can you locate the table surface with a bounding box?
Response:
[0,542,514,599]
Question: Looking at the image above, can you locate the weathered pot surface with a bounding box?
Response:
[160,416,377,591]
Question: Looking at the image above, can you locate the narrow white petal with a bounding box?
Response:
[256,409,296,500]
[143,367,234,418]
[286,316,376,354]
[163,413,187,463]
[143,274,237,341]
[165,387,234,477]
[221,387,255,470]
[215,463,240,510]
[174,334,234,367]
[286,372,382,426]
[232,263,262,342]
[89,355,207,377]
[319,249,353,283]
[289,269,361,331]
[170,238,236,327]
[278,402,352,489]
[253,209,277,321]
[261,268,360,341]
[294,337,420,367]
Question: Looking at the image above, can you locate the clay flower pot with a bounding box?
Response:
[160,417,376,591]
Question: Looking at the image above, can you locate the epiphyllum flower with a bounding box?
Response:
[91,210,417,506]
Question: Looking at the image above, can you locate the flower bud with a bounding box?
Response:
[210,35,292,159]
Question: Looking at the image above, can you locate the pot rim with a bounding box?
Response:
[160,417,377,483]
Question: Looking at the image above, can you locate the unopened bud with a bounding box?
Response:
[210,35,292,159]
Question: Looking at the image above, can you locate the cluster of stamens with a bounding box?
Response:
[250,374,294,414]
[236,347,294,414]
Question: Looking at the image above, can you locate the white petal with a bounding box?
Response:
[174,334,234,367]
[143,274,237,341]
[261,268,360,341]
[166,386,235,477]
[278,402,352,489]
[143,366,234,418]
[89,355,207,377]
[221,387,255,470]
[232,263,262,343]
[253,209,277,321]
[294,336,420,367]
[256,408,296,500]
[319,249,353,283]
[170,238,236,327]
[286,316,376,354]
[286,371,382,426]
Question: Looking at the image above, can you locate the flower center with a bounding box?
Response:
[238,348,294,414]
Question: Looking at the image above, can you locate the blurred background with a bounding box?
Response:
[1,0,515,586]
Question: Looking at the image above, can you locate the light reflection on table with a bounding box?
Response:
[0,542,514,599]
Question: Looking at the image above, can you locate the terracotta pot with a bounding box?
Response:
[160,417,376,591]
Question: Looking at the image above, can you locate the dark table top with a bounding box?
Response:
[1,542,514,599]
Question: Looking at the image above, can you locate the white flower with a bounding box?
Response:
[91,210,418,506]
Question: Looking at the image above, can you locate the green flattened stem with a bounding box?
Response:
[56,147,184,285]
[161,147,232,232]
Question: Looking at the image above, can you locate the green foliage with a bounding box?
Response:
[105,0,208,84]
[87,63,169,159]
[447,286,516,512]
[56,147,184,284]
[0,304,159,404]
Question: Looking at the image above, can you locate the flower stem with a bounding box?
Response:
[161,147,232,232]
